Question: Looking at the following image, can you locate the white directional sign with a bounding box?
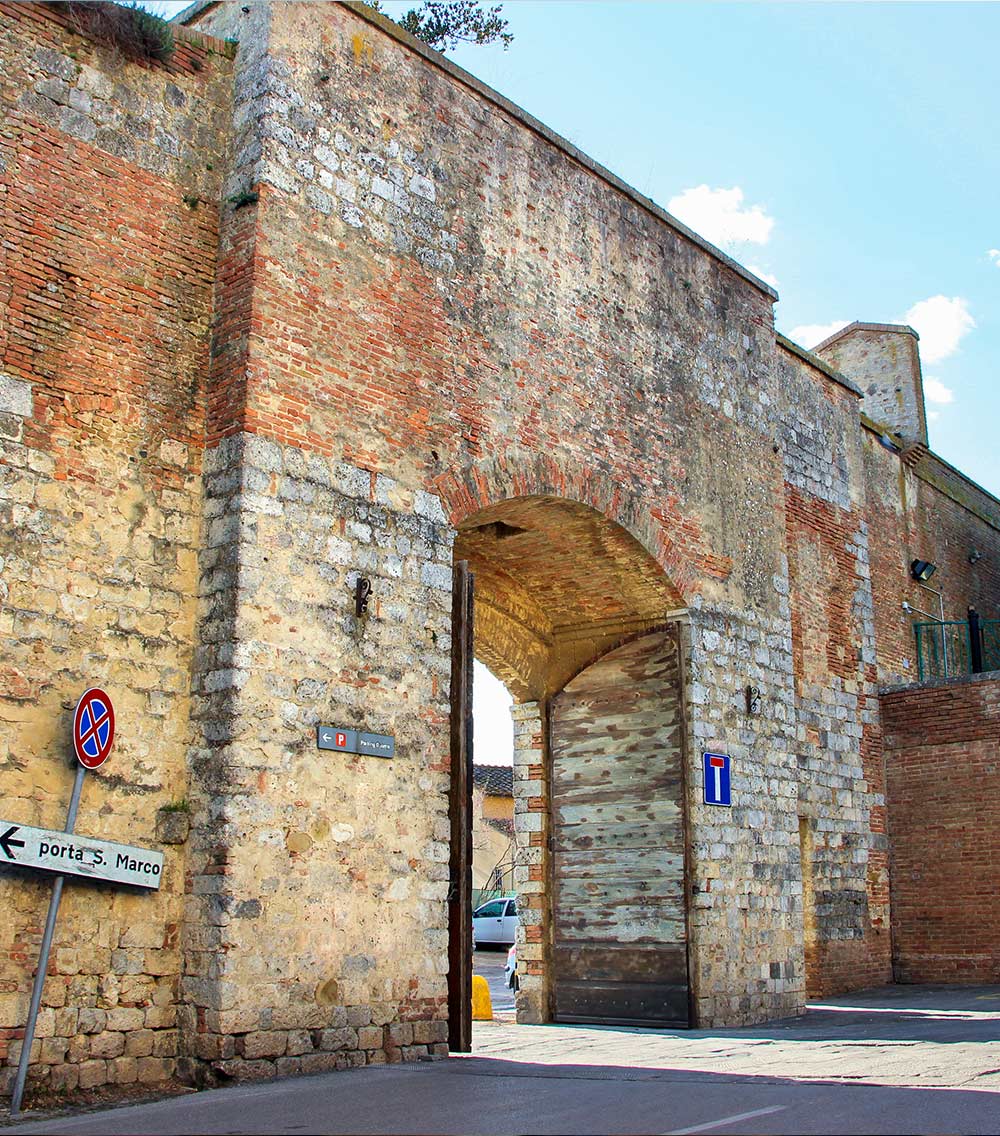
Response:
[0,821,163,890]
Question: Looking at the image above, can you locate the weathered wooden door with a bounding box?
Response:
[550,628,689,1025]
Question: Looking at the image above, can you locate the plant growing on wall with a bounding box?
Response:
[67,1,175,64]
[371,1,513,51]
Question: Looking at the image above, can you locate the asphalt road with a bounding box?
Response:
[4,984,999,1135]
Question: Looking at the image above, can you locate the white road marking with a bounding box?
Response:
[664,1104,787,1135]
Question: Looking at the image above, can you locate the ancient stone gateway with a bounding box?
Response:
[5,0,1000,1098]
[455,495,690,1025]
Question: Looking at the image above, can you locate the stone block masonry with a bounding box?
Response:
[510,701,548,1025]
[3,0,1000,1103]
[0,0,231,1098]
[778,346,891,998]
[181,432,455,1081]
[684,602,806,1026]
[190,0,817,1030]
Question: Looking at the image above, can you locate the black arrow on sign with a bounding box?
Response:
[1,825,25,860]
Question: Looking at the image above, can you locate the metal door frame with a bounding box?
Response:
[447,561,474,1051]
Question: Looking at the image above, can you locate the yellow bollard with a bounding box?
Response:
[471,974,493,1020]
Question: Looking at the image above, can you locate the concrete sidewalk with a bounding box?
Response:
[3,985,1000,1135]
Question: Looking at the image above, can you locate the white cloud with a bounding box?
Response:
[747,265,780,290]
[927,410,940,423]
[789,320,850,349]
[989,249,1000,266]
[923,376,954,405]
[667,185,774,249]
[903,295,975,364]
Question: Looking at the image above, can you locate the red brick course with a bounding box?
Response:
[864,431,1000,685]
[882,675,1000,983]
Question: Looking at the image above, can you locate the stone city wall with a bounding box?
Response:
[4,0,1000,1102]
[860,429,1000,686]
[180,431,455,1080]
[816,324,927,447]
[777,343,890,997]
[185,0,829,1030]
[0,1,232,1097]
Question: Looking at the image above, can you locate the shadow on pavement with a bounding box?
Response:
[5,984,1000,1135]
[5,1053,1000,1135]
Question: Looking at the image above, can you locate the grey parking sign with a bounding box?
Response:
[317,726,394,758]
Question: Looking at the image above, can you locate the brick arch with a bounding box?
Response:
[446,467,687,701]
[434,450,701,604]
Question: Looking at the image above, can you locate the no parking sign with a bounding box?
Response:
[10,684,125,1116]
[73,688,115,769]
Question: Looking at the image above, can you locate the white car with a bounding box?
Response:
[472,895,518,946]
[505,943,518,991]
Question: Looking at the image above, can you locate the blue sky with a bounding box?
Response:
[400,1,1000,495]
[143,1,999,760]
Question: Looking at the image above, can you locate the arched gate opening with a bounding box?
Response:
[448,495,691,1036]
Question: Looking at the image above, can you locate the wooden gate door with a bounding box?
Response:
[550,628,689,1026]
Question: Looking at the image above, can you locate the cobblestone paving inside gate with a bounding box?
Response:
[471,984,1000,1090]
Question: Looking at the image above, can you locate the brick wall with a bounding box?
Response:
[881,675,1000,983]
[778,344,891,998]
[0,2,232,1098]
[863,433,1000,686]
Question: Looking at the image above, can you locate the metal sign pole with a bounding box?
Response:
[10,764,86,1118]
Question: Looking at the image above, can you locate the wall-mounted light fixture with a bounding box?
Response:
[904,560,948,676]
[745,685,761,716]
[969,549,983,565]
[910,559,937,582]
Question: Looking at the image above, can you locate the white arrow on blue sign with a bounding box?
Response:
[703,752,732,806]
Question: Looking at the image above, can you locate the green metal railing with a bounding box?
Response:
[982,620,1000,670]
[914,617,1000,680]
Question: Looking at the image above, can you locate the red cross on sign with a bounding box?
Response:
[73,688,116,770]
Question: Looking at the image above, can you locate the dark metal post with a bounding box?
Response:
[10,764,87,1117]
[969,606,984,674]
[447,561,474,1052]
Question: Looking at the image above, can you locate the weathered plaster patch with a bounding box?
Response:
[0,374,33,418]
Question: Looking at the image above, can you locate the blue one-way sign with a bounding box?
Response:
[703,752,732,806]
